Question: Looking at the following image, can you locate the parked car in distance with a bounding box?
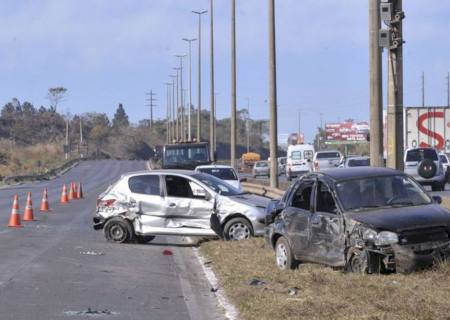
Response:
[265,167,450,273]
[252,161,270,178]
[339,156,370,168]
[278,157,287,175]
[286,144,315,181]
[94,170,270,242]
[195,164,244,190]
[439,153,450,182]
[404,147,446,191]
[313,150,342,171]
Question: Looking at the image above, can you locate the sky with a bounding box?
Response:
[0,0,449,142]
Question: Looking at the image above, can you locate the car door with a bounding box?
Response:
[163,175,214,229]
[308,180,346,267]
[127,174,166,228]
[283,179,315,258]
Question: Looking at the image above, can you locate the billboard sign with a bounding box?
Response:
[324,120,369,144]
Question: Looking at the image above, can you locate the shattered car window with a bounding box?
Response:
[336,175,431,211]
[165,175,196,198]
[316,182,337,214]
[128,175,160,196]
[192,173,242,196]
[291,184,313,210]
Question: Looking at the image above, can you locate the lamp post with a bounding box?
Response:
[183,38,197,141]
[192,10,208,142]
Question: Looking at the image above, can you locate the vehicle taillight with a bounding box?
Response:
[97,199,116,208]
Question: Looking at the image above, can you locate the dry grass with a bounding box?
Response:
[201,238,450,320]
[0,140,64,178]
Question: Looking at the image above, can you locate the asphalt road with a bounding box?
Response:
[0,160,224,320]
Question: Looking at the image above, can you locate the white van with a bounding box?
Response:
[286,144,315,181]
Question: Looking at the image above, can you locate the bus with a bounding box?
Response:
[157,142,211,170]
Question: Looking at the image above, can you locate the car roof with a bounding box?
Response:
[316,150,340,153]
[120,169,197,178]
[346,156,370,160]
[195,164,234,169]
[312,167,403,182]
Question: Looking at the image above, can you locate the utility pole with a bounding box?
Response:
[169,75,177,142]
[193,10,208,142]
[165,82,172,144]
[369,0,383,167]
[230,0,237,169]
[298,109,301,137]
[65,119,69,160]
[422,71,425,107]
[384,0,405,170]
[209,0,216,161]
[447,72,450,107]
[183,38,197,142]
[176,55,186,141]
[145,91,157,129]
[173,68,180,141]
[246,97,250,153]
[268,0,279,187]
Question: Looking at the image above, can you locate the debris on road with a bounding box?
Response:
[80,251,105,256]
[248,278,266,286]
[162,249,173,256]
[64,308,118,316]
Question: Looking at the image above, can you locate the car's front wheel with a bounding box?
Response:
[275,236,298,270]
[104,217,133,243]
[223,217,253,241]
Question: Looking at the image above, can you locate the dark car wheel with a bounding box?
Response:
[275,237,298,270]
[348,250,368,273]
[104,217,133,243]
[223,217,253,241]
[135,235,155,243]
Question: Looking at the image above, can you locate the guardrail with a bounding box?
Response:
[241,182,285,199]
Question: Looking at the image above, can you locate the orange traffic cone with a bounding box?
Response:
[60,184,69,204]
[77,182,83,199]
[68,182,74,200]
[40,188,50,212]
[23,192,36,221]
[8,195,23,228]
[73,183,79,200]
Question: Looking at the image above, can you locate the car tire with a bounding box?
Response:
[135,235,155,244]
[104,217,134,243]
[275,237,298,270]
[223,217,253,241]
[347,249,369,273]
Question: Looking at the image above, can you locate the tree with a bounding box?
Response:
[47,87,67,112]
[112,103,129,128]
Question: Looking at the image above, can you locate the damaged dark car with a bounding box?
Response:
[265,168,450,273]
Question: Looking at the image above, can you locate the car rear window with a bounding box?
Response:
[197,168,237,180]
[128,175,160,195]
[316,152,340,159]
[406,149,438,162]
[348,158,370,167]
[291,151,302,160]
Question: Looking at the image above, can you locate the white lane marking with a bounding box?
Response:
[186,237,239,320]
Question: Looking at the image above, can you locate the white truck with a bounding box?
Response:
[286,144,315,181]
[405,107,450,152]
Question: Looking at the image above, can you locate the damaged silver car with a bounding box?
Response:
[93,170,270,242]
[265,168,450,273]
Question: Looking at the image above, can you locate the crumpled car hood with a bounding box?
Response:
[226,193,270,209]
[346,204,450,233]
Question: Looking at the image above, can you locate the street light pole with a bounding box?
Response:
[173,68,180,141]
[209,0,216,161]
[164,82,172,144]
[169,75,177,142]
[175,55,186,141]
[246,97,250,153]
[268,0,279,187]
[183,38,197,142]
[230,0,237,169]
[193,10,207,142]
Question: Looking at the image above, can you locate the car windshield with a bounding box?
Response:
[406,149,438,161]
[335,175,431,211]
[347,158,370,167]
[192,173,243,196]
[256,162,268,167]
[291,151,301,160]
[197,167,238,180]
[317,152,340,159]
[164,145,209,164]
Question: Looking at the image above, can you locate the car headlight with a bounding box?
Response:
[363,229,398,246]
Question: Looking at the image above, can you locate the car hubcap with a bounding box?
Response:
[110,224,125,241]
[228,223,250,240]
[276,243,288,269]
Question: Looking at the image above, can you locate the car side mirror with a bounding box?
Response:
[432,195,442,204]
[265,200,284,225]
[240,177,247,182]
